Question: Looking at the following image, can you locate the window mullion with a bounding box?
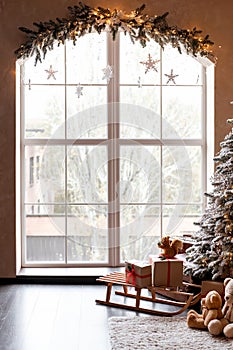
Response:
[107,33,120,266]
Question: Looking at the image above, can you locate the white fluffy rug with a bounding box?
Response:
[108,316,233,350]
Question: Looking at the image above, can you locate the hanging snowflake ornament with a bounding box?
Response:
[164,69,179,84]
[75,83,84,98]
[137,76,142,88]
[140,54,160,74]
[45,65,58,80]
[102,65,113,83]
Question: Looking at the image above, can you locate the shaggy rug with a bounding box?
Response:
[108,316,233,350]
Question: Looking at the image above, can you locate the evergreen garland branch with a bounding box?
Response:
[15,2,215,65]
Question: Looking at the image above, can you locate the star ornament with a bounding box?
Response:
[75,83,84,98]
[164,69,179,84]
[140,54,160,74]
[45,65,58,80]
[102,65,113,83]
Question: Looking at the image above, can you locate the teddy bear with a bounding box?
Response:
[208,277,233,337]
[157,236,183,258]
[187,290,223,329]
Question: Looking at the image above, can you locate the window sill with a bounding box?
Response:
[13,267,124,284]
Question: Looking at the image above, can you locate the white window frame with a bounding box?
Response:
[16,32,215,268]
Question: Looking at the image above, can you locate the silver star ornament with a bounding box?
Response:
[45,65,58,80]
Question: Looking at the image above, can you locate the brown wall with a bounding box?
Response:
[0,0,232,277]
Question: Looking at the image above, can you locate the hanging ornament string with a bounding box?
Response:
[15,3,215,65]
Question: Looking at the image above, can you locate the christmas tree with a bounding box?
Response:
[185,119,233,282]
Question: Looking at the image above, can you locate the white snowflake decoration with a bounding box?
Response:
[140,54,160,74]
[75,83,84,98]
[102,65,113,83]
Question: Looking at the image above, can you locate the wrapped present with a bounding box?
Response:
[201,280,224,298]
[125,260,152,288]
[150,255,183,287]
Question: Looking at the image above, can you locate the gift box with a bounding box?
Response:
[125,260,152,288]
[201,280,224,298]
[150,255,183,287]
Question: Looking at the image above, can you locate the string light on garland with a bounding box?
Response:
[14,3,215,66]
[140,54,160,74]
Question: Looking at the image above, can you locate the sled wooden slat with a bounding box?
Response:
[95,271,196,316]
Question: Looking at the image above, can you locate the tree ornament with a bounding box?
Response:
[102,65,113,83]
[164,69,179,84]
[140,54,160,74]
[75,83,84,98]
[45,65,58,80]
[137,76,142,88]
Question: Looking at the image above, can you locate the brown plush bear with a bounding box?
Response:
[157,236,183,258]
[187,290,223,329]
[208,278,233,337]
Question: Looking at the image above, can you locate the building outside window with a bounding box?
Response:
[17,31,214,266]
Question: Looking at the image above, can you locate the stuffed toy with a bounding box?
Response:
[208,277,233,337]
[157,236,183,258]
[187,290,223,329]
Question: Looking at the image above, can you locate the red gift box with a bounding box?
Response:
[125,261,152,288]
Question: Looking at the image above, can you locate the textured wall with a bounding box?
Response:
[0,0,232,277]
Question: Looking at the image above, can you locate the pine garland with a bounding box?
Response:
[15,2,215,65]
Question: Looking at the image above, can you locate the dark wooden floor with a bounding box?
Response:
[0,283,191,350]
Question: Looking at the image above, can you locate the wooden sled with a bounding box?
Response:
[96,271,202,316]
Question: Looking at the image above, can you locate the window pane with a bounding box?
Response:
[27,145,65,203]
[67,205,108,262]
[162,145,202,203]
[120,33,160,85]
[119,103,160,139]
[162,86,202,139]
[120,205,161,261]
[25,204,65,262]
[67,87,107,138]
[25,86,65,139]
[24,42,65,84]
[120,86,160,113]
[120,145,160,203]
[67,145,107,203]
[25,146,42,203]
[66,33,107,84]
[162,44,203,85]
[162,204,202,236]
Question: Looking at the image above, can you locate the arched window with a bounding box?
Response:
[16,30,214,266]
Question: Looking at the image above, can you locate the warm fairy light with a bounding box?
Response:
[15,2,215,65]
